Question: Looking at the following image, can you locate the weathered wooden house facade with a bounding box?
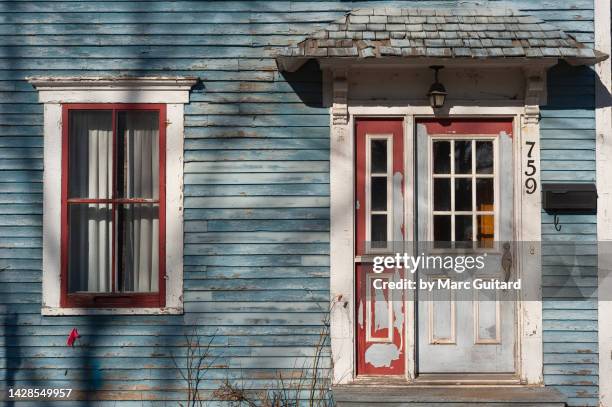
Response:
[1,0,612,406]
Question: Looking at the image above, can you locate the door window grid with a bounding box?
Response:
[430,137,497,245]
[366,134,393,252]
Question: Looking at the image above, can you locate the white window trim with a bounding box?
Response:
[27,76,197,316]
[364,133,394,253]
[327,67,546,385]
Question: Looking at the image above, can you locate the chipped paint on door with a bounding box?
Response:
[355,118,405,375]
[415,118,517,374]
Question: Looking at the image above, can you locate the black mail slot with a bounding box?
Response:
[542,183,597,213]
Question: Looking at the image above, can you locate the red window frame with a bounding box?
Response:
[60,103,167,308]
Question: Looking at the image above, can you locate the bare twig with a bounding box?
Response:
[213,310,334,407]
[172,328,219,407]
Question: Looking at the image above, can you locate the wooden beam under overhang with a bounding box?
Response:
[277,55,568,73]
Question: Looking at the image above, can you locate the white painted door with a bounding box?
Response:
[415,119,516,374]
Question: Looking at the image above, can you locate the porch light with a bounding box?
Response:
[427,66,447,109]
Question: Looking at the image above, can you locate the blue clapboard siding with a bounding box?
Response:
[0,0,599,405]
[541,59,598,406]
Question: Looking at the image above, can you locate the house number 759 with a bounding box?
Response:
[524,141,537,194]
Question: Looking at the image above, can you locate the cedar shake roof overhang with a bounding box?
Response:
[275,7,608,72]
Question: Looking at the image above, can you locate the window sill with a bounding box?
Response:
[41,306,183,316]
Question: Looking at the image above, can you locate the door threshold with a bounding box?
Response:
[352,376,408,386]
[351,373,521,386]
[413,373,521,385]
[332,385,566,405]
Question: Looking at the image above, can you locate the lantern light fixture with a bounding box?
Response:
[427,65,447,109]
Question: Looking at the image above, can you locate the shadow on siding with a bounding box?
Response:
[278,60,324,108]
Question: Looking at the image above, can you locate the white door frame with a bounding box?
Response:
[329,71,546,386]
[595,0,612,404]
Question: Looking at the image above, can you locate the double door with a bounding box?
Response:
[355,118,516,377]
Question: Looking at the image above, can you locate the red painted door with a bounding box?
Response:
[355,118,405,375]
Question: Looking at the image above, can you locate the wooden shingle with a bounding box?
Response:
[277,7,608,71]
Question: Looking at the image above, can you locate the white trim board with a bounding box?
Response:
[28,77,195,316]
[329,101,543,385]
[595,0,612,404]
[27,76,196,104]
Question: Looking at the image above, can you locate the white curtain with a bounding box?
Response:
[122,111,159,293]
[68,110,159,294]
[68,111,113,293]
